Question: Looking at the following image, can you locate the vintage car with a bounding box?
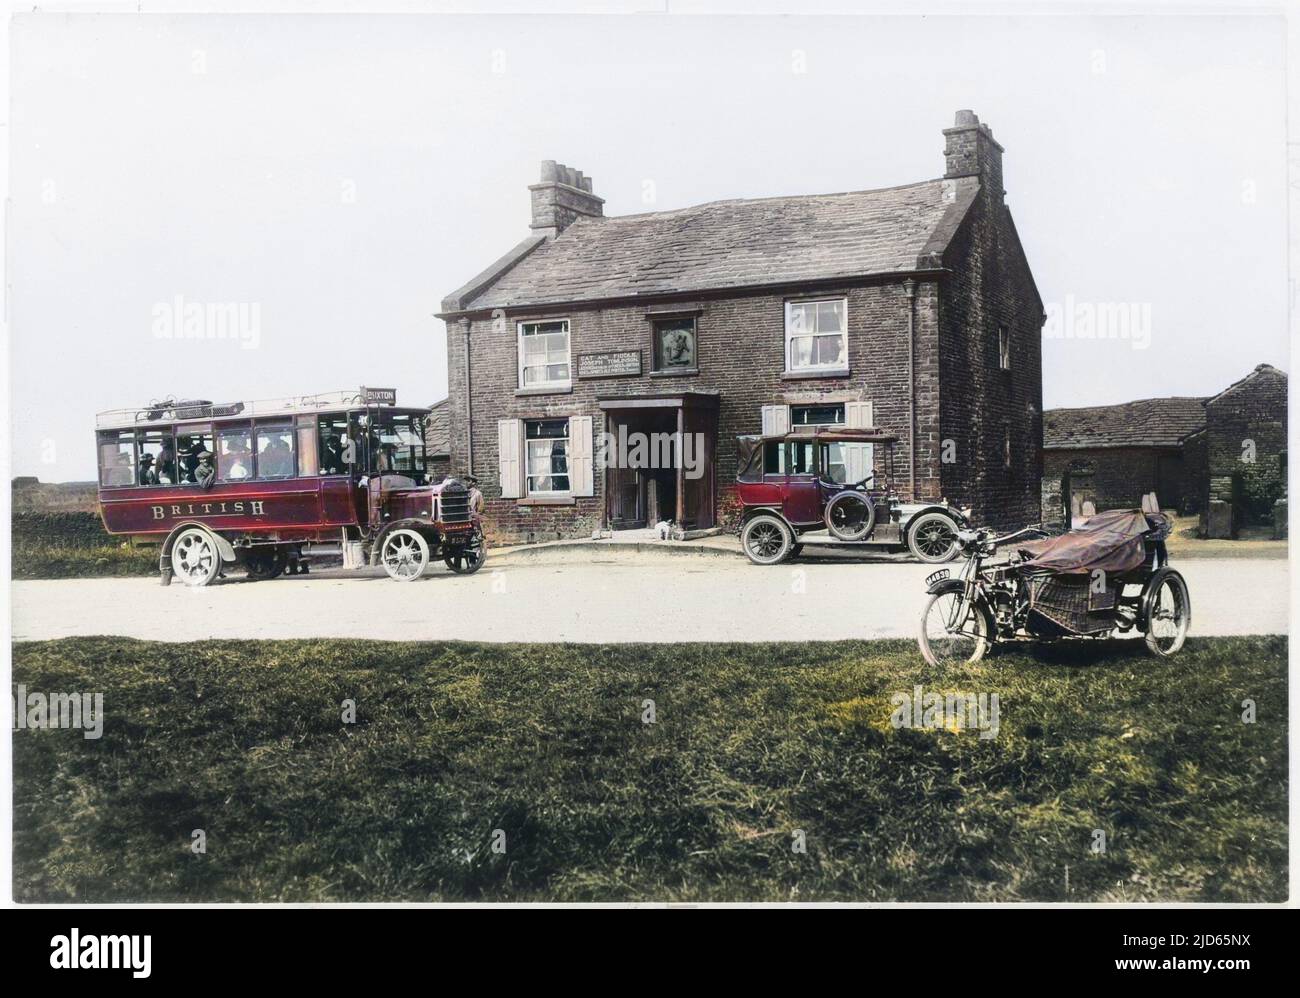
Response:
[94,387,485,585]
[735,427,971,565]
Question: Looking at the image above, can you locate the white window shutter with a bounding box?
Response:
[844,401,874,484]
[761,404,790,436]
[569,415,594,496]
[498,419,521,498]
[845,400,873,429]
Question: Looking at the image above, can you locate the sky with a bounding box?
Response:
[7,9,1289,481]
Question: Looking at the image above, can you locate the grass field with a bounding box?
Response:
[12,635,1288,903]
[12,512,155,579]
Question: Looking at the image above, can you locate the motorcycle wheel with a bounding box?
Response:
[918,590,990,667]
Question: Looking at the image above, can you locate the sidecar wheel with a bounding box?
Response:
[1143,570,1190,657]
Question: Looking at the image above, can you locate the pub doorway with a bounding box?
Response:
[599,392,718,532]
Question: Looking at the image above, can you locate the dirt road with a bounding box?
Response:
[10,553,1288,643]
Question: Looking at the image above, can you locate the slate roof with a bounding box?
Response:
[451,177,980,312]
[1043,397,1208,450]
[423,399,450,457]
[1206,363,1287,406]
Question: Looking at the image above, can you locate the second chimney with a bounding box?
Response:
[529,161,605,238]
[943,110,1004,201]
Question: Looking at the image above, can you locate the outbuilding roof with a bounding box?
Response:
[1043,397,1208,450]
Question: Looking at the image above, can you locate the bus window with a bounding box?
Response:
[216,424,254,482]
[296,416,319,477]
[136,429,173,485]
[176,428,214,485]
[256,421,295,478]
[374,412,426,475]
[317,415,350,475]
[98,430,136,487]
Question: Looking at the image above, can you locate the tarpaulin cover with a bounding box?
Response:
[1015,508,1159,576]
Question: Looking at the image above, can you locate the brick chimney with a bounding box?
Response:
[529,160,604,238]
[943,109,1004,200]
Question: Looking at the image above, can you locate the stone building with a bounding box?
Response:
[1042,396,1208,522]
[1042,364,1287,536]
[438,110,1044,542]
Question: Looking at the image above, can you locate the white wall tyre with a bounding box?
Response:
[824,491,875,541]
[170,528,221,587]
[741,514,793,565]
[381,528,430,581]
[918,590,989,667]
[1143,571,1190,657]
[908,512,961,563]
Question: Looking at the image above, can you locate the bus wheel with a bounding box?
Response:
[245,548,287,581]
[381,529,429,582]
[171,528,222,587]
[444,532,486,575]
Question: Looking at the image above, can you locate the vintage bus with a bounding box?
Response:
[95,388,484,585]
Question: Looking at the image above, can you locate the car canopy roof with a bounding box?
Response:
[746,427,899,445]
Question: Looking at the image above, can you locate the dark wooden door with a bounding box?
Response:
[609,465,643,527]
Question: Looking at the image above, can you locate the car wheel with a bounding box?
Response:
[170,527,222,587]
[824,491,875,541]
[381,528,430,581]
[908,512,961,563]
[741,514,793,565]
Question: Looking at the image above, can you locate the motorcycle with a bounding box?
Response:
[917,504,1190,666]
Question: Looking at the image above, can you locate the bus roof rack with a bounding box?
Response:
[95,387,403,429]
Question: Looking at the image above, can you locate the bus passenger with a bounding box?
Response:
[321,433,346,474]
[139,453,158,486]
[157,441,176,484]
[195,451,216,489]
[225,438,252,479]
[261,434,293,477]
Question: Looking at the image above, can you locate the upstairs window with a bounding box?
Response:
[785,298,847,374]
[518,319,571,389]
[998,325,1011,370]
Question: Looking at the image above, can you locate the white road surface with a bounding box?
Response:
[11,554,1288,643]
